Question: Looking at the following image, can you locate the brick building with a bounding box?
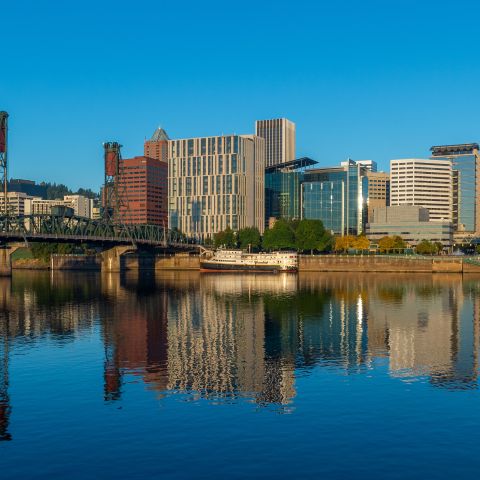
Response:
[144,127,169,162]
[118,156,168,226]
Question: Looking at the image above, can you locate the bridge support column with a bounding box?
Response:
[100,246,136,273]
[0,244,24,277]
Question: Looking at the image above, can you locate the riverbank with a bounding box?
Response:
[13,258,49,270]
[299,255,480,273]
[11,253,480,274]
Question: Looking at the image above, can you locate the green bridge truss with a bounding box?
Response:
[0,214,193,248]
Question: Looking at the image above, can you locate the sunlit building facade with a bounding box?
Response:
[366,206,453,247]
[366,171,390,222]
[255,118,296,168]
[117,156,168,226]
[301,159,369,235]
[390,158,453,222]
[168,134,265,239]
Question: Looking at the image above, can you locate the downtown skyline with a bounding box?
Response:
[2,0,480,190]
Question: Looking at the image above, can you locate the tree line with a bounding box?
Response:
[212,220,450,255]
[42,182,99,200]
[213,219,334,253]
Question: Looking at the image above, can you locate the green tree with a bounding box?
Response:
[42,182,99,200]
[416,240,437,255]
[214,227,236,248]
[237,227,261,250]
[44,182,72,200]
[295,219,332,253]
[288,218,301,232]
[76,188,99,200]
[392,235,406,249]
[30,242,78,262]
[262,219,295,250]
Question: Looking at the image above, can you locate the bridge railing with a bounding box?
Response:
[0,214,194,247]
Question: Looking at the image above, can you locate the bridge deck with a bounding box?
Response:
[0,214,196,249]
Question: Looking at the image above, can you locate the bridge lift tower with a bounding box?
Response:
[102,141,128,224]
[0,112,8,216]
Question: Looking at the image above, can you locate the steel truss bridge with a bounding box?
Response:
[0,214,194,249]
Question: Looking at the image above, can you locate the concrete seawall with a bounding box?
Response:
[299,255,480,273]
[48,253,200,271]
[50,254,100,271]
[17,253,480,274]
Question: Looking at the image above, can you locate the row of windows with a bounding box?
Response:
[170,154,245,177]
[170,194,245,216]
[171,175,241,196]
[173,214,240,234]
[170,136,241,157]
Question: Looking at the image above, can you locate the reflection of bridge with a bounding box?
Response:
[0,214,198,275]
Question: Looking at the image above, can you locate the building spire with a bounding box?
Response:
[149,127,169,142]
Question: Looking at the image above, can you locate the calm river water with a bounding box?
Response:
[1,271,480,479]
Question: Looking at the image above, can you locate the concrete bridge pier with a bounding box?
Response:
[100,246,136,273]
[0,244,24,276]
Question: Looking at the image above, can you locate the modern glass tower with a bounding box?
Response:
[264,158,317,227]
[431,144,480,237]
[301,160,368,236]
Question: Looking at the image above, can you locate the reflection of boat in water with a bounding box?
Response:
[200,249,298,273]
[201,271,298,295]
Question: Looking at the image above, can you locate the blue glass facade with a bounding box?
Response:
[431,144,480,234]
[435,154,476,232]
[265,170,304,225]
[302,161,368,235]
[264,158,317,227]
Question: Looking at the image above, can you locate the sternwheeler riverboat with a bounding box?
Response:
[199,249,298,273]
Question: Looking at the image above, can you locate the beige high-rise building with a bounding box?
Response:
[168,134,265,240]
[390,158,453,222]
[0,192,32,216]
[255,118,295,167]
[63,195,93,218]
[27,198,71,215]
[366,171,390,222]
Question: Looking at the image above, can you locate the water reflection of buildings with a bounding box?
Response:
[101,272,169,400]
[169,274,299,405]
[102,273,299,405]
[367,277,480,389]
[0,278,11,440]
[1,270,480,441]
[0,273,104,440]
[306,273,480,390]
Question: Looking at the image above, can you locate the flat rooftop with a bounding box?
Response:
[431,143,479,156]
[265,157,317,173]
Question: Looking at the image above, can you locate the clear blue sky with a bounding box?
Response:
[2,0,479,191]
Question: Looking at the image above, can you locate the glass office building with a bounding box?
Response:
[431,144,480,236]
[301,160,368,235]
[265,158,316,227]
